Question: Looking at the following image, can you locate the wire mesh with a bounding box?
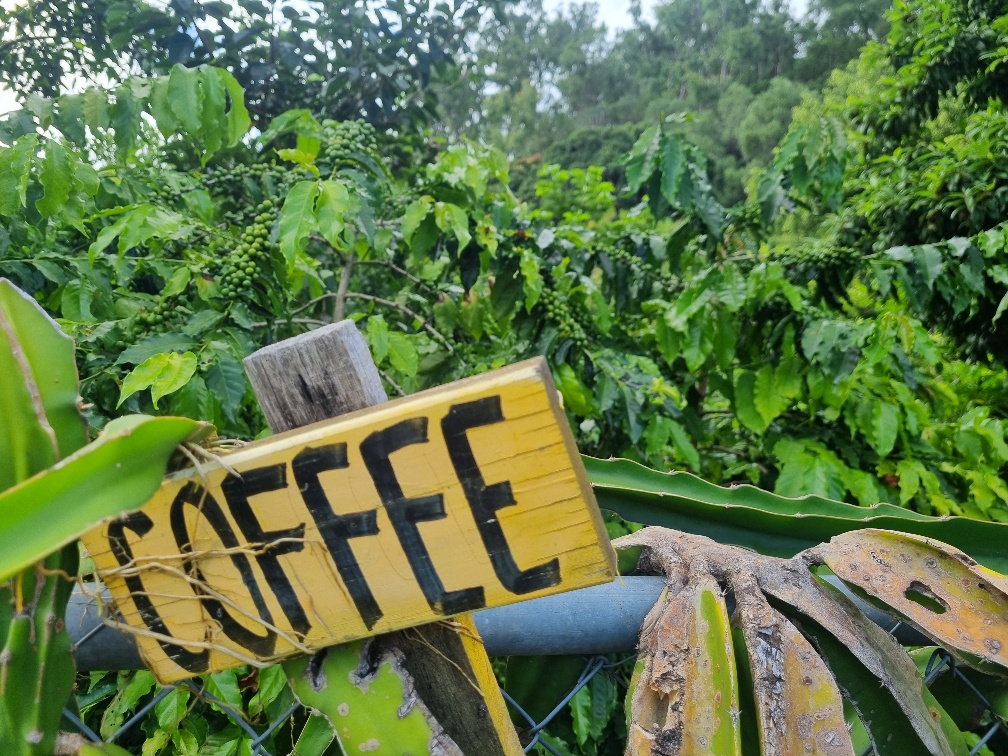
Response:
[62,606,1007,755]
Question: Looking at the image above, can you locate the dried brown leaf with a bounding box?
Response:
[731,575,852,756]
[809,529,1008,671]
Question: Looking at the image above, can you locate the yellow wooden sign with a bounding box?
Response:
[82,358,616,682]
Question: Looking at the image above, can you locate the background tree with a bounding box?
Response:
[796,0,891,83]
[0,0,505,128]
[762,0,1008,361]
[434,0,888,203]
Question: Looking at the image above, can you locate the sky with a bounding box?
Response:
[542,0,661,30]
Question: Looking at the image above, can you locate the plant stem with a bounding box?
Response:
[334,250,355,321]
[343,292,454,352]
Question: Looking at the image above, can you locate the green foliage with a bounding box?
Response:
[586,456,1008,574]
[437,0,889,203]
[2,3,1008,747]
[856,0,1008,147]
[0,280,206,754]
[0,0,499,129]
[759,0,1008,366]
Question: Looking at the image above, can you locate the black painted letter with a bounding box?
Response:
[170,483,277,656]
[361,418,485,615]
[221,465,311,637]
[107,512,209,674]
[442,396,561,594]
[292,444,384,630]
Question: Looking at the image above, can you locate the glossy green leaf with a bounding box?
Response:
[388,332,418,377]
[659,134,685,206]
[110,84,142,159]
[205,349,248,421]
[100,671,157,739]
[155,687,190,731]
[0,136,35,216]
[0,279,87,479]
[401,197,433,244]
[118,351,198,408]
[207,669,243,713]
[0,414,208,581]
[35,139,72,218]
[280,180,321,265]
[88,204,191,263]
[219,69,251,145]
[141,729,170,756]
[292,712,336,756]
[733,370,765,433]
[198,64,226,158]
[366,314,391,363]
[625,125,660,192]
[753,363,788,425]
[585,456,1008,573]
[148,77,180,137]
[316,179,349,247]
[435,201,472,249]
[167,65,203,135]
[872,400,900,457]
[520,248,543,312]
[554,363,597,417]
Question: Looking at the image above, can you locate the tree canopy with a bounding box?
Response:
[0,0,503,128]
[4,0,1008,751]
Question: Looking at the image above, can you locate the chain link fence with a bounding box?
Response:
[60,580,1007,755]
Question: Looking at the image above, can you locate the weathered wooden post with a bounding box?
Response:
[81,321,616,753]
[243,321,522,754]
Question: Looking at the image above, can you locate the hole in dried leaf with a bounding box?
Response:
[903,581,948,614]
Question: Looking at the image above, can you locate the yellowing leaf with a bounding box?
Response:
[627,576,741,756]
[617,526,968,756]
[733,585,852,756]
[815,529,1008,671]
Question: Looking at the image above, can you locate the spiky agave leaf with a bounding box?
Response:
[626,577,741,755]
[807,530,1008,673]
[588,456,1008,574]
[616,527,982,756]
[0,280,209,755]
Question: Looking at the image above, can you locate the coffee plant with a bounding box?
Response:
[3,17,1008,746]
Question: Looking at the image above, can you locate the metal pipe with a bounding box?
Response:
[68,575,927,672]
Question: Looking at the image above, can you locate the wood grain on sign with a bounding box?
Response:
[81,357,616,681]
